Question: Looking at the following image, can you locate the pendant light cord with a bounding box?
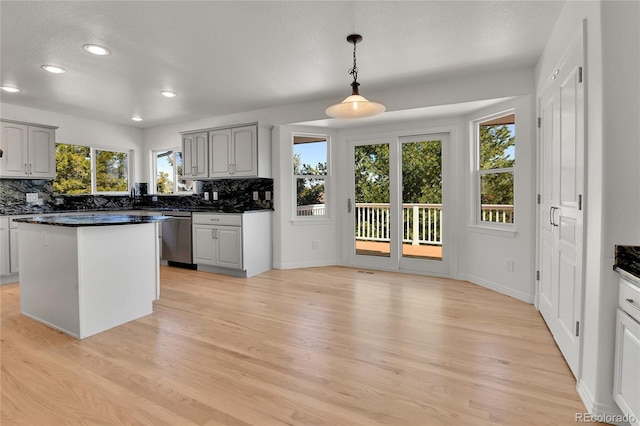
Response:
[349,40,358,85]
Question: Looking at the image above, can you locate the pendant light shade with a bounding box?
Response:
[326,34,385,119]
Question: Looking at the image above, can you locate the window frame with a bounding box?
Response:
[54,142,132,195]
[292,133,331,221]
[151,147,193,195]
[471,110,516,231]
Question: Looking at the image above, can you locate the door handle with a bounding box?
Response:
[550,206,559,227]
[347,198,352,213]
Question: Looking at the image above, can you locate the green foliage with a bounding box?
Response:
[294,153,326,206]
[54,144,91,194]
[480,124,515,205]
[95,150,128,192]
[354,144,390,203]
[157,171,174,194]
[402,140,442,204]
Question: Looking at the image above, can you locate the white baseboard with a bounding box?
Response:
[577,379,628,425]
[273,259,340,270]
[457,273,534,304]
[1,274,19,285]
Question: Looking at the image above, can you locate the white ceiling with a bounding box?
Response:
[0,1,565,129]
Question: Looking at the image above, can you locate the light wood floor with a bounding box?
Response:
[1,266,595,425]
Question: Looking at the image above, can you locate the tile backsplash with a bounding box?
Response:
[0,178,273,215]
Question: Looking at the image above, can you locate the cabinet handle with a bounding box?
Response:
[29,163,32,174]
[209,218,220,222]
[24,163,28,174]
[211,228,215,239]
[626,298,640,312]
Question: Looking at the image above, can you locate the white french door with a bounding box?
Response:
[347,133,450,276]
[537,35,585,378]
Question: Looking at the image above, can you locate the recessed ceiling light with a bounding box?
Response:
[131,116,143,122]
[0,86,21,93]
[160,90,177,98]
[41,65,66,74]
[83,44,111,56]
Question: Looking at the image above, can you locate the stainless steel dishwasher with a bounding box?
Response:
[159,211,193,266]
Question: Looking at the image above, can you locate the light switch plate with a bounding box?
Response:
[212,191,218,201]
[26,193,38,202]
[253,191,259,201]
[265,191,271,200]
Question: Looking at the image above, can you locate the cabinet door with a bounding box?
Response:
[231,126,257,177]
[209,129,232,177]
[614,308,640,426]
[0,122,28,177]
[182,134,196,178]
[28,126,56,178]
[193,132,208,177]
[215,226,242,269]
[9,228,19,273]
[193,224,216,265]
[0,228,9,276]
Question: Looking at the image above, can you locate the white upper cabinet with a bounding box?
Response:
[0,120,56,179]
[208,129,232,177]
[182,131,208,178]
[181,123,271,179]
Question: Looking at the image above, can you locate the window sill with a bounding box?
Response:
[467,224,517,238]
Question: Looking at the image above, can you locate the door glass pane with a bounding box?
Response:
[354,144,390,257]
[401,139,442,260]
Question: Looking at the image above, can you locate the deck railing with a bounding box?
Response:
[296,203,513,245]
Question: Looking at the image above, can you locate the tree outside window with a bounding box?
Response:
[477,113,515,224]
[293,136,328,217]
[154,149,193,194]
[54,144,130,194]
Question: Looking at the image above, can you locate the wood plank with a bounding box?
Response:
[1,266,599,425]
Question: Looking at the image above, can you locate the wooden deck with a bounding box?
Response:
[356,240,443,259]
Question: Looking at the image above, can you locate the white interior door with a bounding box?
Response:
[537,36,585,378]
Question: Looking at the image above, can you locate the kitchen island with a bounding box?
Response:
[15,214,169,339]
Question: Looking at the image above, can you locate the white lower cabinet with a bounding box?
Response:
[0,218,9,277]
[613,277,640,426]
[193,224,242,269]
[192,211,271,277]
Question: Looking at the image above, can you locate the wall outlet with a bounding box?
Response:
[152,195,158,202]
[253,191,259,201]
[506,260,514,272]
[265,191,271,200]
[204,192,210,201]
[26,192,39,202]
[212,191,218,201]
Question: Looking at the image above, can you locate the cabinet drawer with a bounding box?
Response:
[0,217,8,230]
[193,213,241,226]
[621,278,640,323]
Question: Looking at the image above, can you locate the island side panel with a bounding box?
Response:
[77,223,156,338]
[18,223,81,338]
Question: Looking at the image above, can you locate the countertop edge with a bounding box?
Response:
[614,267,640,288]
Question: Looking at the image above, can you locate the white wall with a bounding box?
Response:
[535,0,640,417]
[273,125,340,269]
[458,96,536,303]
[0,103,144,181]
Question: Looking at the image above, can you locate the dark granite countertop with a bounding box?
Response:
[14,214,171,227]
[2,207,273,217]
[614,245,640,285]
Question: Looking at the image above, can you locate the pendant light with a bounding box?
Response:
[325,34,385,119]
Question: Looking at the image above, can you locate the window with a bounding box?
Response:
[475,113,515,225]
[293,135,328,217]
[54,143,130,194]
[153,149,194,194]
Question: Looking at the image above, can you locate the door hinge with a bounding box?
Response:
[575,321,580,337]
[537,117,541,128]
[578,194,582,211]
[537,194,541,204]
[536,270,540,281]
[578,66,583,83]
